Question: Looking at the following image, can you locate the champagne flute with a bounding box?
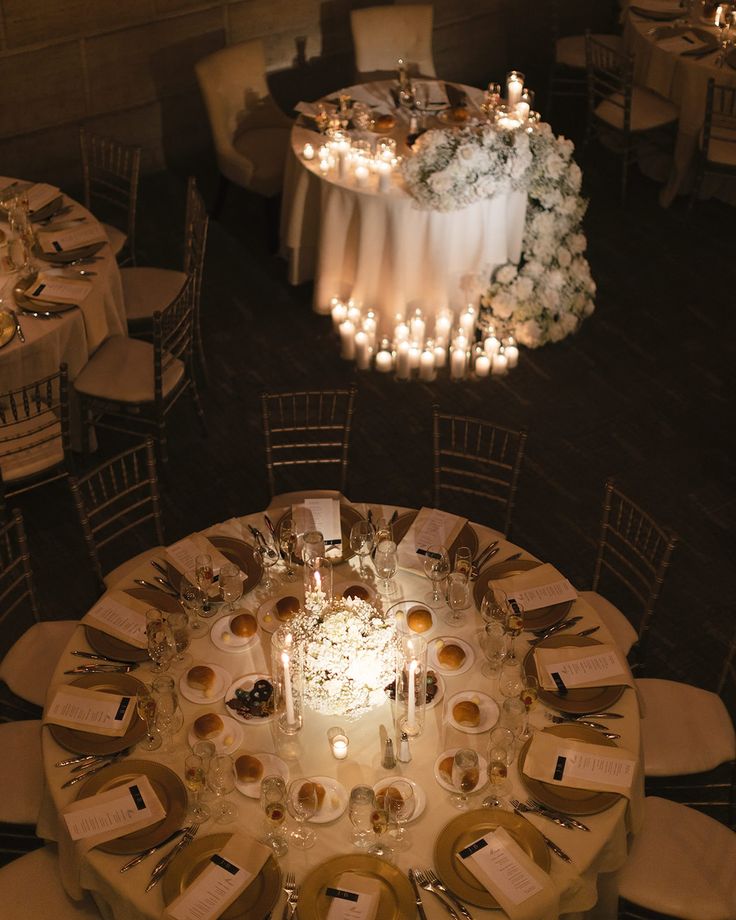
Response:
[257,532,280,592]
[219,563,243,612]
[180,582,206,636]
[165,610,191,668]
[519,674,539,742]
[366,800,391,859]
[208,754,238,823]
[445,571,469,626]
[278,519,298,582]
[453,545,473,579]
[423,544,450,604]
[349,785,376,849]
[135,686,161,751]
[505,599,524,661]
[374,539,398,594]
[385,779,415,850]
[451,749,480,810]
[350,520,375,577]
[287,780,318,849]
[260,774,289,856]
[184,753,210,823]
[195,553,215,617]
[146,609,174,673]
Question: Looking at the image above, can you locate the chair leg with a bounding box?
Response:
[212,175,230,219]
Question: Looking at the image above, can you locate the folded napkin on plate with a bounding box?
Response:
[416,80,449,106]
[164,832,271,920]
[165,533,231,583]
[534,642,633,692]
[24,272,92,305]
[36,223,107,254]
[326,872,381,920]
[292,498,342,552]
[657,30,708,53]
[44,684,135,736]
[456,826,559,920]
[490,562,577,613]
[82,589,151,649]
[396,506,465,570]
[523,730,637,798]
[26,182,60,214]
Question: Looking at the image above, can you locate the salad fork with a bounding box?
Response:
[414,870,464,919]
[282,872,296,920]
[422,869,473,920]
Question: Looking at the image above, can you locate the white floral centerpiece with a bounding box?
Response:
[292,594,396,718]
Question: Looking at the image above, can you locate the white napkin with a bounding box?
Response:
[456,827,559,920]
[36,223,107,253]
[26,183,60,214]
[326,872,381,920]
[396,506,465,571]
[164,832,271,920]
[82,589,151,649]
[44,685,135,737]
[533,643,633,692]
[523,730,637,798]
[657,30,707,53]
[24,272,92,305]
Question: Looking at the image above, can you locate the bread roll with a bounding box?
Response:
[298,780,326,811]
[376,785,403,811]
[193,712,224,739]
[186,665,217,696]
[437,643,466,670]
[407,607,433,633]
[230,613,257,638]
[453,700,480,727]
[374,113,396,132]
[439,755,454,783]
[235,754,263,783]
[450,106,469,123]
[343,584,370,601]
[275,595,300,621]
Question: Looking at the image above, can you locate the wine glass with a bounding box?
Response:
[414,81,429,128]
[445,571,469,626]
[505,599,524,661]
[152,674,184,751]
[350,520,375,577]
[208,754,238,823]
[257,532,280,592]
[519,674,539,742]
[194,553,215,617]
[135,686,161,751]
[451,749,480,810]
[180,582,206,636]
[287,780,318,849]
[374,539,398,594]
[385,779,415,850]
[481,621,506,678]
[499,697,526,740]
[260,775,289,856]
[423,544,450,605]
[480,587,509,627]
[219,563,243,612]
[349,785,376,849]
[146,609,174,673]
[184,753,210,823]
[366,799,391,859]
[453,545,472,579]
[484,744,512,808]
[165,610,191,668]
[499,658,524,700]
[278,518,298,582]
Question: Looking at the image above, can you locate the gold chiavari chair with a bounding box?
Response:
[691,78,736,208]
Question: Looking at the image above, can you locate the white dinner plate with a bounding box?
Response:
[234,752,289,798]
[210,613,260,653]
[187,713,243,755]
[433,748,489,795]
[257,591,303,634]
[372,776,426,822]
[225,673,276,725]
[445,690,499,734]
[428,636,475,676]
[293,776,348,824]
[178,663,230,704]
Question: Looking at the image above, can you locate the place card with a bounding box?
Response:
[82,590,151,648]
[165,534,230,582]
[164,833,271,920]
[36,223,107,253]
[523,731,637,797]
[534,643,632,691]
[62,775,164,841]
[45,684,134,736]
[397,507,465,570]
[303,498,342,549]
[26,183,60,214]
[506,578,577,613]
[25,273,92,305]
[326,872,380,920]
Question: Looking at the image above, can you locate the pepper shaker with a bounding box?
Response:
[382,737,397,769]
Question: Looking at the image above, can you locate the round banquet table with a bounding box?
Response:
[280,82,528,327]
[0,179,126,390]
[623,6,736,205]
[38,502,643,920]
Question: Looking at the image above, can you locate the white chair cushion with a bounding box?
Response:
[232,126,292,197]
[0,846,101,918]
[103,545,168,589]
[0,416,64,483]
[578,590,638,655]
[618,796,736,920]
[556,33,621,70]
[102,222,126,258]
[637,677,736,776]
[350,4,436,77]
[73,336,184,404]
[121,267,186,322]
[0,620,79,706]
[595,86,678,132]
[0,721,43,824]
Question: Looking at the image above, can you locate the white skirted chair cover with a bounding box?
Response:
[0,846,101,918]
[617,796,736,919]
[350,4,436,79]
[195,39,293,199]
[0,721,44,824]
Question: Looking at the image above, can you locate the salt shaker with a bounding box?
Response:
[397,731,412,763]
[382,737,397,769]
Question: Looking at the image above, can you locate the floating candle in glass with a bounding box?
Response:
[375,339,394,372]
[506,71,525,107]
[303,142,315,160]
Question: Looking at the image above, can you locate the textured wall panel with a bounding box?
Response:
[2,0,156,48]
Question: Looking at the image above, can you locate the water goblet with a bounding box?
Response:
[451,748,480,810]
[195,553,215,617]
[260,774,289,856]
[489,727,516,766]
[480,587,509,627]
[146,609,174,673]
[184,753,210,823]
[500,696,526,740]
[191,739,216,772]
[350,520,375,576]
[373,516,393,548]
[348,785,376,849]
[165,610,191,668]
[423,544,450,605]
[278,518,298,582]
[366,799,392,860]
[180,582,206,636]
[519,674,539,742]
[287,779,318,849]
[219,562,243,612]
[484,744,512,808]
[499,658,524,700]
[385,779,415,850]
[208,754,238,823]
[445,571,469,626]
[135,685,161,751]
[374,539,398,594]
[481,621,506,678]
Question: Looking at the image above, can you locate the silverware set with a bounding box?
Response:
[411,868,473,919]
[281,871,299,919]
[145,823,200,891]
[59,752,125,788]
[510,802,573,863]
[509,797,590,832]
[545,712,621,739]
[65,650,138,675]
[133,577,177,597]
[119,826,188,873]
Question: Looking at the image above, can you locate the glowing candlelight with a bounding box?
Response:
[407,660,418,732]
[282,651,296,726]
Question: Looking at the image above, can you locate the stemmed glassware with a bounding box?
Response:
[451,749,480,810]
[165,610,191,669]
[480,587,509,627]
[498,657,524,701]
[135,686,161,751]
[480,621,506,677]
[260,774,289,856]
[386,780,415,850]
[152,675,184,751]
[278,519,298,582]
[519,674,539,742]
[374,539,398,594]
[194,553,215,618]
[219,563,243,612]
[348,785,376,849]
[287,780,318,849]
[505,600,525,661]
[146,609,174,673]
[423,544,450,605]
[350,520,375,577]
[257,532,280,592]
[484,742,512,808]
[208,754,238,823]
[445,572,469,626]
[414,81,429,128]
[366,798,391,859]
[499,697,526,741]
[180,582,206,636]
[184,753,210,823]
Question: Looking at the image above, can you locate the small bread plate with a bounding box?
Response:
[257,591,302,633]
[293,776,348,824]
[234,752,289,798]
[178,662,230,704]
[446,690,499,734]
[187,713,243,755]
[334,580,378,604]
[210,612,260,653]
[225,673,276,725]
[433,748,489,795]
[373,776,426,822]
[388,599,438,638]
[428,636,475,676]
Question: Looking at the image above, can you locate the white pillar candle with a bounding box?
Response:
[505,344,519,368]
[375,348,393,373]
[484,335,501,357]
[347,301,362,325]
[354,331,371,370]
[409,343,421,369]
[475,354,491,377]
[516,101,530,121]
[492,351,509,376]
[450,346,467,380]
[318,144,330,160]
[459,306,476,340]
[395,341,411,379]
[377,160,391,193]
[453,332,468,351]
[330,299,347,331]
[303,143,315,160]
[281,651,296,727]
[394,321,410,343]
[362,312,377,348]
[435,312,452,344]
[507,71,524,107]
[407,660,418,733]
[410,310,426,343]
[354,164,369,187]
[319,159,329,175]
[339,320,355,360]
[434,343,447,368]
[419,348,436,381]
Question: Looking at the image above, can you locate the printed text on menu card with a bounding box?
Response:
[326,887,378,920]
[42,223,105,251]
[413,509,457,555]
[28,274,92,303]
[303,498,341,545]
[458,832,543,905]
[167,855,252,920]
[553,746,636,790]
[64,783,153,840]
[543,648,625,687]
[86,596,147,644]
[507,579,577,612]
[47,686,132,731]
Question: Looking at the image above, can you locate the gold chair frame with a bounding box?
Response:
[691,78,736,207]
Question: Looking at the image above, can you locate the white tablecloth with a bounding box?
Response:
[280,84,528,329]
[38,505,642,920]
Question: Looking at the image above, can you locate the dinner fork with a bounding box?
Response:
[511,804,572,862]
[509,797,588,832]
[413,870,462,919]
[281,872,296,920]
[422,869,473,920]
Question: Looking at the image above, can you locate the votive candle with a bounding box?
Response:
[395,341,411,379]
[507,71,524,107]
[492,350,509,375]
[303,142,315,160]
[330,298,347,331]
[419,348,436,381]
[354,331,371,370]
[475,353,491,377]
[339,320,356,360]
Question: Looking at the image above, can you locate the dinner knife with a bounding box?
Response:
[9,309,25,343]
[408,869,429,920]
[146,824,199,891]
[56,753,99,768]
[62,758,117,788]
[133,578,177,597]
[71,651,135,665]
[528,616,583,643]
[473,540,499,568]
[120,826,187,872]
[515,814,571,863]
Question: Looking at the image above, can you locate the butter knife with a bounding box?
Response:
[513,810,571,862]
[62,758,117,788]
[408,869,429,920]
[146,824,199,891]
[120,826,187,872]
[9,309,25,343]
[528,616,583,643]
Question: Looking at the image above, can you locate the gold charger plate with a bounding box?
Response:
[0,311,16,348]
[162,833,281,919]
[473,558,569,630]
[48,673,147,755]
[35,239,105,264]
[434,808,550,909]
[392,510,479,560]
[523,635,626,714]
[518,723,621,816]
[276,504,365,564]
[166,537,263,595]
[84,587,181,663]
[299,854,414,920]
[13,272,77,314]
[77,759,188,855]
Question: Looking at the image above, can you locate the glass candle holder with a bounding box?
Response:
[450,341,469,380]
[304,555,333,610]
[375,338,394,373]
[271,626,303,735]
[395,634,428,737]
[327,726,349,759]
[506,70,525,107]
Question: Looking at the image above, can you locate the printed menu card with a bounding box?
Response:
[523,730,637,798]
[292,499,342,554]
[456,827,558,919]
[26,182,60,214]
[24,272,92,305]
[82,589,151,649]
[36,223,107,253]
[45,684,134,736]
[62,774,165,843]
[397,507,465,570]
[164,833,271,920]
[533,643,633,692]
[326,873,381,920]
[492,562,577,611]
[165,533,230,582]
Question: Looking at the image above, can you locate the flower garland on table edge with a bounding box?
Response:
[402,122,596,349]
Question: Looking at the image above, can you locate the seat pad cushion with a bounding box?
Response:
[0,620,79,706]
[121,267,186,321]
[595,86,679,131]
[579,591,638,655]
[556,33,621,70]
[73,336,184,404]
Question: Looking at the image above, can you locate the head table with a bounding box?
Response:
[38,501,643,920]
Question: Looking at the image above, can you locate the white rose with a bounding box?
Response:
[567,162,582,191]
[545,152,564,179]
[514,319,542,347]
[569,232,587,254]
[559,311,579,334]
[584,297,595,316]
[514,276,534,300]
[491,292,515,319]
[522,260,544,280]
[496,263,518,284]
[557,246,572,268]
